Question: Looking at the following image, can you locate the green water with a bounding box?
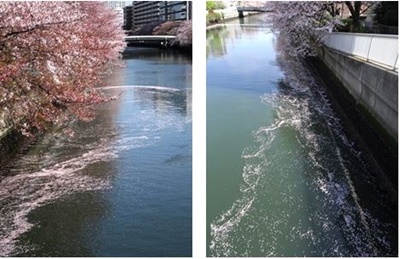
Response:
[207,16,397,257]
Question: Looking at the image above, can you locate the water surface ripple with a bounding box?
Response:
[0,48,192,256]
[207,18,397,257]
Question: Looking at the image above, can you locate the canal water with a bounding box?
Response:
[207,16,397,256]
[0,48,192,256]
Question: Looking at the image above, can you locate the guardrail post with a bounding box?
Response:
[366,35,374,62]
[328,32,398,70]
[393,53,398,71]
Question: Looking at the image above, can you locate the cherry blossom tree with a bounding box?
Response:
[173,21,192,47]
[0,2,126,136]
[267,1,341,58]
[131,20,163,35]
[238,1,268,8]
[131,20,191,48]
[153,21,180,36]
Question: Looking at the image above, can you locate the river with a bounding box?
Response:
[0,48,192,256]
[207,15,397,257]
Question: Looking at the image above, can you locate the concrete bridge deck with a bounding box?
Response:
[125,35,176,48]
[236,6,272,18]
[125,35,176,41]
[236,6,272,12]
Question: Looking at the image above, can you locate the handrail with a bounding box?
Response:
[324,32,398,71]
[326,31,398,39]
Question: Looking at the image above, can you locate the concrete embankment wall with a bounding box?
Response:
[319,46,398,141]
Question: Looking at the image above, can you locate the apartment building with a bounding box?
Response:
[160,1,192,22]
[105,1,130,9]
[131,1,191,29]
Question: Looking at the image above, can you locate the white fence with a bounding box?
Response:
[324,32,398,71]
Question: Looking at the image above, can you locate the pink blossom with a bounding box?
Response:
[173,21,192,47]
[267,1,340,57]
[0,2,126,136]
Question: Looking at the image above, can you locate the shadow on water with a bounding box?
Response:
[123,47,192,62]
[0,93,120,256]
[17,190,112,257]
[261,55,397,256]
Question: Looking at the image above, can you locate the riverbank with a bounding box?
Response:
[0,129,28,175]
[306,56,398,199]
[206,13,264,28]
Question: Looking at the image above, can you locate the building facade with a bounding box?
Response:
[132,1,162,29]
[160,1,192,22]
[123,5,133,30]
[104,1,131,9]
[131,1,191,29]
[104,1,129,27]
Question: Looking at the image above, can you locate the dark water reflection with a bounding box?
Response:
[0,48,192,257]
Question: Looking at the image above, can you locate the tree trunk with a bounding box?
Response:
[345,1,362,31]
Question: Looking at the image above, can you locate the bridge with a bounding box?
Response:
[237,6,272,18]
[125,35,176,48]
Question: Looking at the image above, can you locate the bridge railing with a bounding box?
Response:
[125,35,176,40]
[324,32,398,71]
[236,6,271,12]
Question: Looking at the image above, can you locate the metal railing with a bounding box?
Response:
[324,32,398,71]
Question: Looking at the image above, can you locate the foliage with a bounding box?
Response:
[131,20,192,47]
[216,1,226,10]
[344,1,375,31]
[153,21,180,36]
[374,1,398,26]
[336,18,354,32]
[267,1,341,58]
[344,1,362,30]
[207,12,222,24]
[206,1,225,24]
[206,1,216,11]
[206,1,225,11]
[0,2,126,136]
[338,18,369,33]
[173,21,192,47]
[131,21,164,35]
